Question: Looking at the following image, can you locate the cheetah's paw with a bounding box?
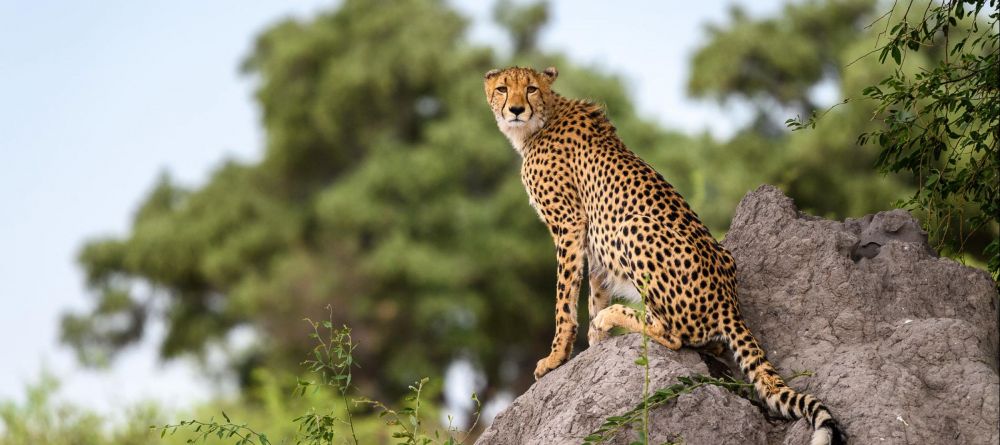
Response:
[587,324,608,347]
[533,355,564,380]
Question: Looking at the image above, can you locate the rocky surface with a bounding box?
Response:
[476,185,999,445]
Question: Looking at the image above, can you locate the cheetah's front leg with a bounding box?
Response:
[534,223,585,380]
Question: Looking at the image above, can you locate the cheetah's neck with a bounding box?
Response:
[499,94,575,157]
[501,119,544,156]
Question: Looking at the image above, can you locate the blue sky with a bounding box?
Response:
[0,0,787,415]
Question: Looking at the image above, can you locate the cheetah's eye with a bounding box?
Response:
[527,86,539,94]
[496,86,507,93]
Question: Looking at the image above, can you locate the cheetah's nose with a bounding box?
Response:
[509,106,525,116]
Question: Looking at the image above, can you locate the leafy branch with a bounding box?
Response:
[860,0,998,278]
[582,367,815,445]
[156,416,271,445]
[582,374,751,445]
[787,0,999,281]
[298,307,361,444]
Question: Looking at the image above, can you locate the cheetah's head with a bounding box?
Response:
[484,66,558,155]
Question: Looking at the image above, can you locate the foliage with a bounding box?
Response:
[697,0,997,273]
[493,0,549,55]
[290,310,362,445]
[152,368,457,445]
[861,0,998,279]
[583,370,814,445]
[0,373,163,445]
[157,314,480,445]
[582,375,749,445]
[0,319,479,445]
[785,0,998,278]
[690,0,876,118]
[688,0,919,224]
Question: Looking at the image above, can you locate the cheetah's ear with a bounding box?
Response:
[542,66,559,83]
[484,68,501,79]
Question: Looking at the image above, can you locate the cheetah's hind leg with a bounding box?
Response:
[591,304,682,350]
[586,274,613,346]
[699,339,728,358]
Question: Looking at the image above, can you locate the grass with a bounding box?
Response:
[155,305,480,445]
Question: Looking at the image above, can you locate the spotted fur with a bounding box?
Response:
[484,66,846,445]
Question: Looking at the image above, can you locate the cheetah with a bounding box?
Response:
[484,66,846,445]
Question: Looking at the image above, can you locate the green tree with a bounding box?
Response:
[62,0,696,409]
[687,0,929,228]
[689,0,877,132]
[493,0,549,55]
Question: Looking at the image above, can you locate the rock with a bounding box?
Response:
[725,185,999,444]
[475,335,768,445]
[476,185,999,445]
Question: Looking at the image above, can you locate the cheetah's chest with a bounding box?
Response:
[526,195,546,222]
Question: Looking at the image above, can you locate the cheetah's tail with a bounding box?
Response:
[723,320,846,445]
